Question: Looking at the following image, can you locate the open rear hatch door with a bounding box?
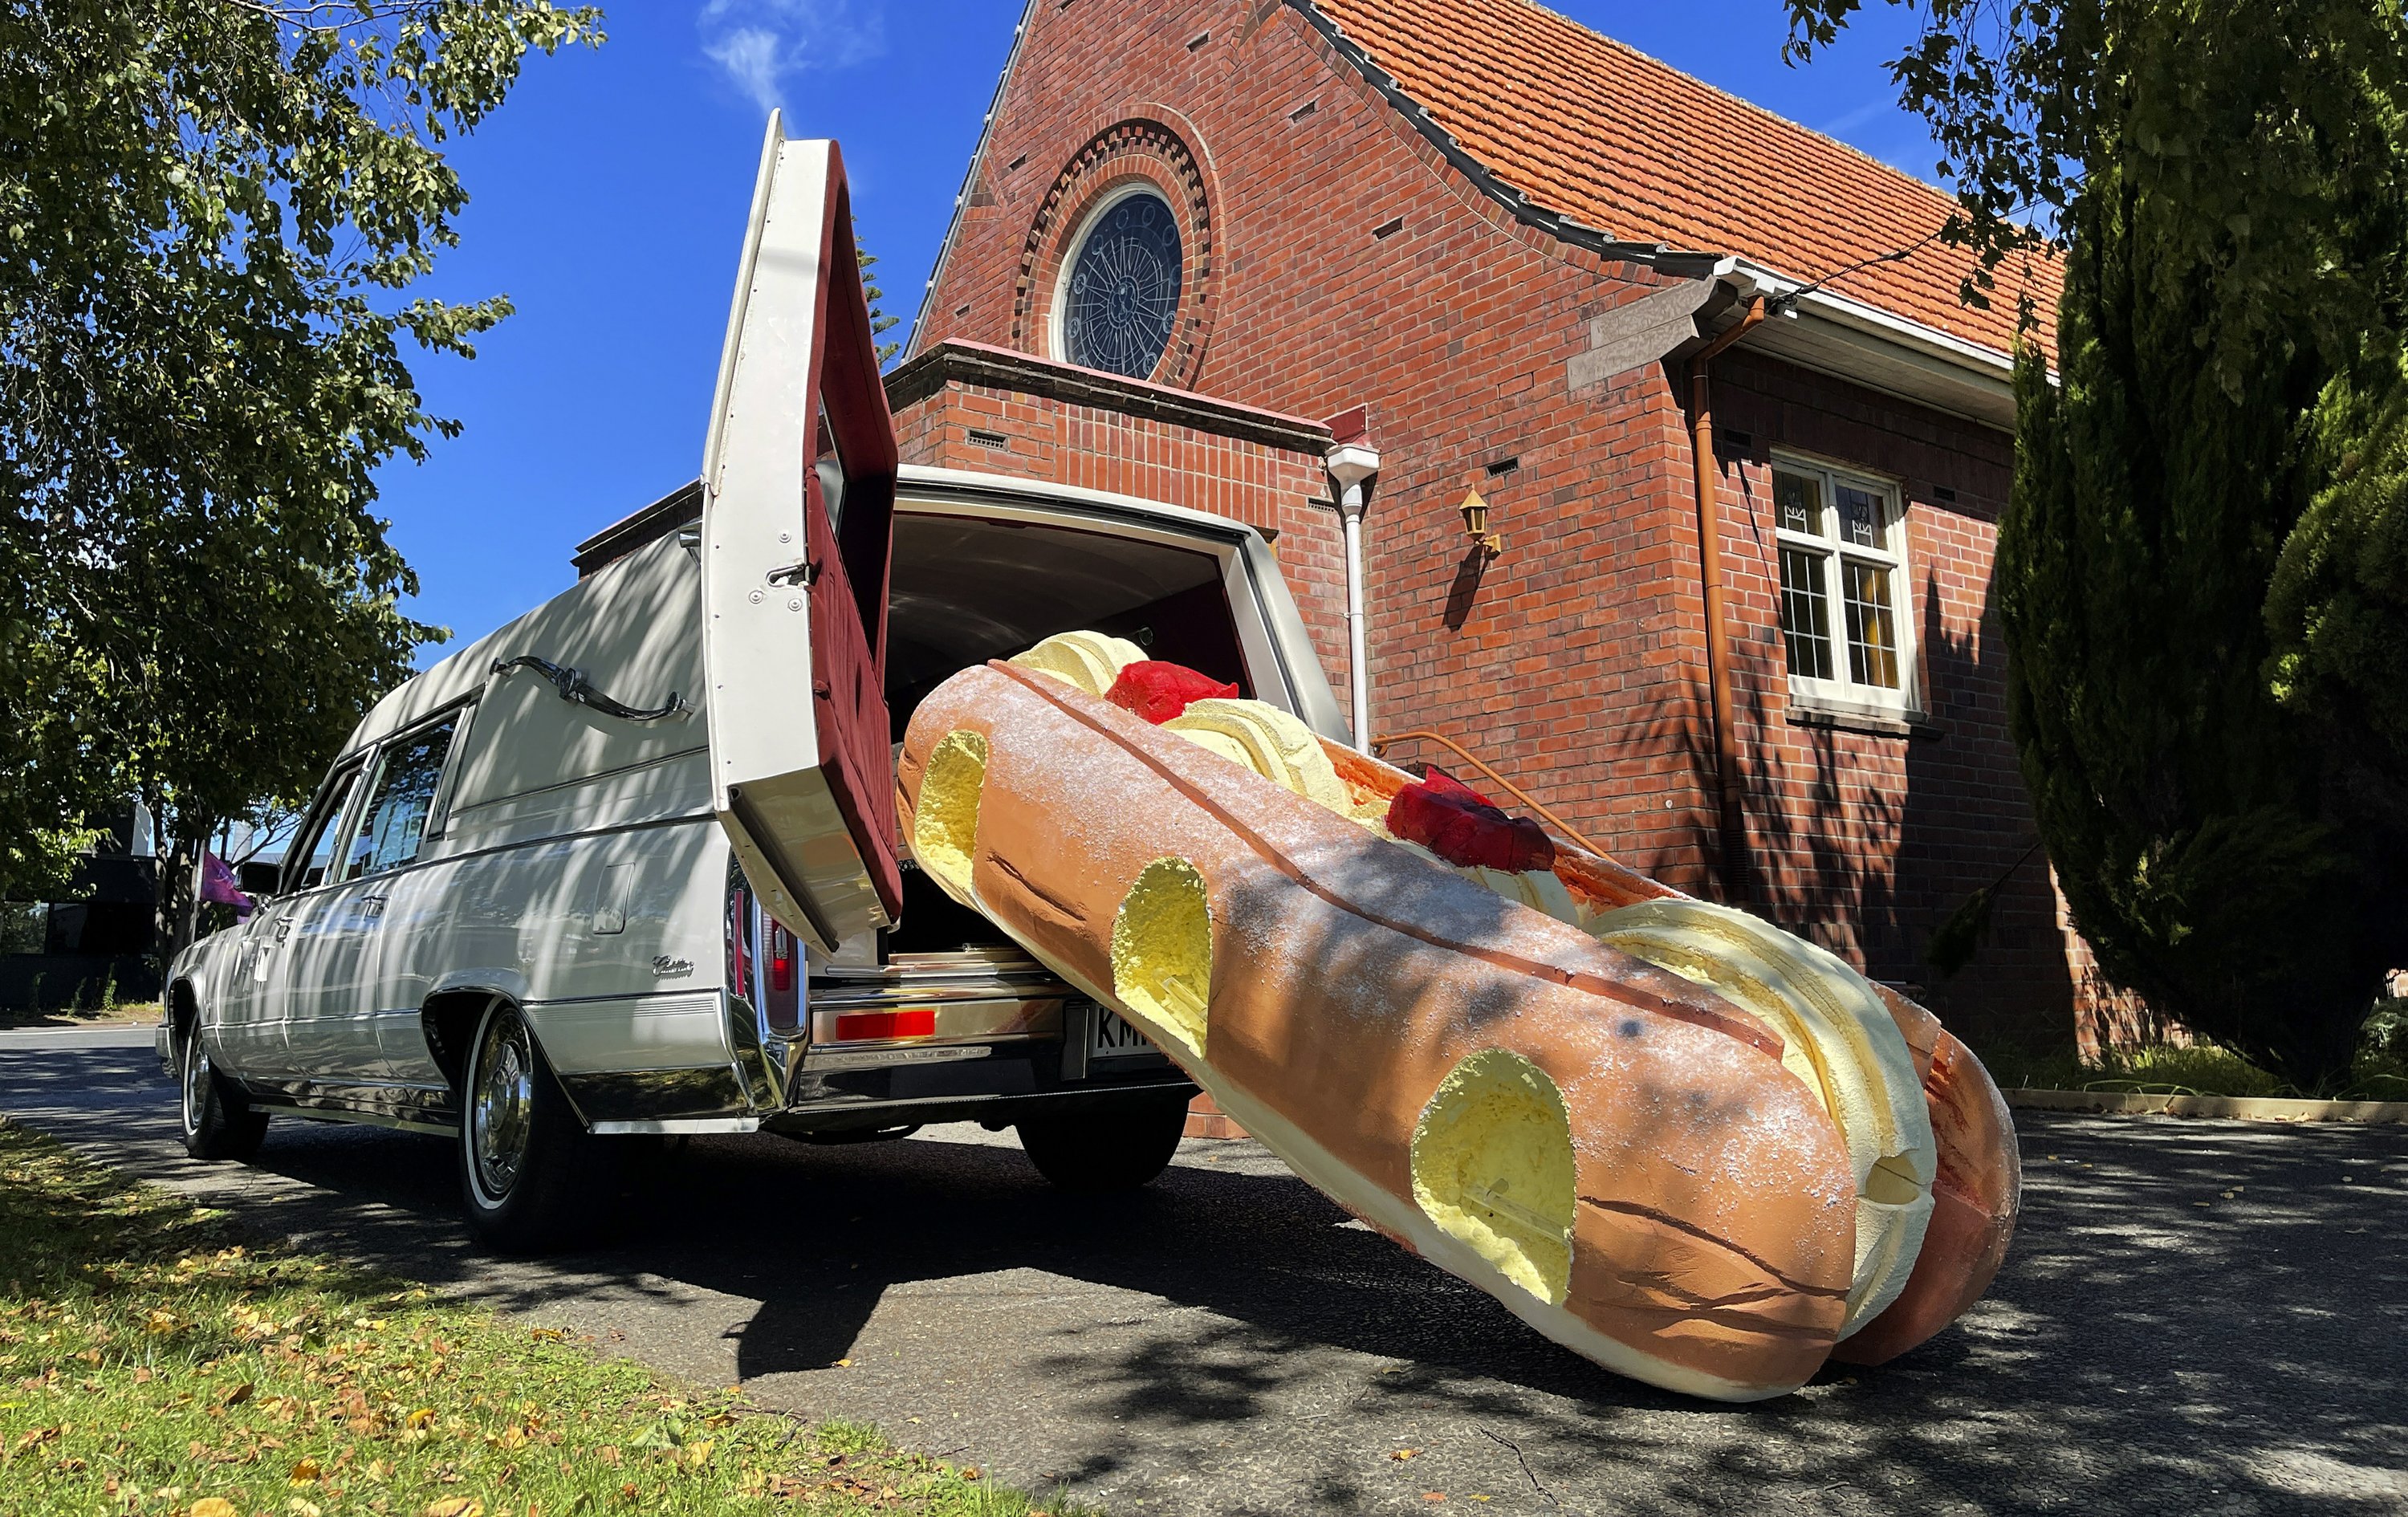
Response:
[700,118,901,955]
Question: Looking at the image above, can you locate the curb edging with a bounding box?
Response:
[2004,1088,2408,1125]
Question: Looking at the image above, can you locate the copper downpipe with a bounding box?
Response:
[1688,296,1767,905]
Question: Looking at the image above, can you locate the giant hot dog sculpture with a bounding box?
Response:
[897,633,2019,1401]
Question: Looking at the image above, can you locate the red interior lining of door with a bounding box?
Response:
[807,493,902,920]
[804,172,904,923]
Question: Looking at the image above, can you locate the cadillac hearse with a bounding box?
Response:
[157,125,1348,1251]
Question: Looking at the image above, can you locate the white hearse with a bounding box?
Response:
[157,125,1347,1251]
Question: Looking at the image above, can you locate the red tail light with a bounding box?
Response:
[770,924,794,994]
[833,1008,936,1041]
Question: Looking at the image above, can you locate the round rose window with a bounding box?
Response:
[1058,189,1183,380]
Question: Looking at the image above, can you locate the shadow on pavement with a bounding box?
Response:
[5,1044,2406,1515]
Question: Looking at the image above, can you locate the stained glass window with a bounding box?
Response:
[1060,191,1183,380]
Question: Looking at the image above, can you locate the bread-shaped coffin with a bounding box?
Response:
[904,660,1889,1401]
[1328,744,2019,1366]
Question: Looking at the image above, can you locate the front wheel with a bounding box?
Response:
[180,1023,268,1161]
[1015,1094,1190,1193]
[458,999,592,1255]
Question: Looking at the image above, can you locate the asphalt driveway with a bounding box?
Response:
[4,1027,2404,1515]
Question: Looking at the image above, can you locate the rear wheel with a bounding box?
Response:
[1015,1095,1190,1193]
[458,998,592,1255]
[179,1023,268,1161]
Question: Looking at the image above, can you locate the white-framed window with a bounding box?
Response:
[1772,457,1916,711]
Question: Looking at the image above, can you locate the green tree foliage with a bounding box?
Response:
[2267,352,2408,847]
[0,1,600,945]
[1787,0,2408,1084]
[854,218,901,365]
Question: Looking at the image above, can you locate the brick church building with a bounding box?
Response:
[884,0,2095,1051]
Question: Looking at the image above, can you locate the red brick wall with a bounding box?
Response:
[1705,352,2074,1044]
[909,0,2085,1050]
[891,372,1350,677]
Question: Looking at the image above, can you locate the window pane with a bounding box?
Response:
[1838,483,1885,548]
[1842,560,1901,688]
[291,767,360,891]
[1775,470,1823,537]
[1780,546,1835,681]
[341,718,460,881]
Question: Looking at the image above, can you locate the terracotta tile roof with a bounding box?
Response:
[1304,0,2058,361]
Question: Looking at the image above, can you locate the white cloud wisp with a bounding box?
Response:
[699,0,886,115]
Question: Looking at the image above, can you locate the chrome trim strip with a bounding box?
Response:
[259,808,716,915]
[590,1118,762,1135]
[283,1104,457,1137]
[772,1078,1194,1122]
[806,978,1065,1007]
[555,1064,752,1123]
[803,1044,996,1072]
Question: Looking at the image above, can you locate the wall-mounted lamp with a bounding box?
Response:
[1458,486,1502,558]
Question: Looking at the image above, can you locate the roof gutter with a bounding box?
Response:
[905,0,1039,359]
[1283,0,1727,279]
[1722,257,2034,426]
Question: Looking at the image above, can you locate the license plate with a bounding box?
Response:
[1089,1007,1157,1060]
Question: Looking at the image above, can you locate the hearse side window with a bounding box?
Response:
[286,762,364,893]
[340,715,462,881]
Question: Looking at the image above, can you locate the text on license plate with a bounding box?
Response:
[1089,1007,1157,1059]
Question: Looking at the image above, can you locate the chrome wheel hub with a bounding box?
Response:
[181,1033,209,1133]
[470,1009,535,1202]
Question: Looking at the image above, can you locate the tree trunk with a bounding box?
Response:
[153,827,209,971]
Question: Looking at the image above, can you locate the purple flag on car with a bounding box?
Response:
[200,852,254,921]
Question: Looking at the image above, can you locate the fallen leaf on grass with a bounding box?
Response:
[421,1499,484,1517]
[960,1466,982,1482]
[287,1500,323,1517]
[189,1501,238,1517]
[289,1457,322,1482]
[222,1382,254,1407]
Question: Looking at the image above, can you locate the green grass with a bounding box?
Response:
[1981,1018,2408,1104]
[0,999,161,1031]
[0,1117,1096,1517]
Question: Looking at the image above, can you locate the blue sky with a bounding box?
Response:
[380,0,1938,660]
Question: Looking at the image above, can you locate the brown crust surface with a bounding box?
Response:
[904,665,1861,1393]
[1328,725,2021,1369]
